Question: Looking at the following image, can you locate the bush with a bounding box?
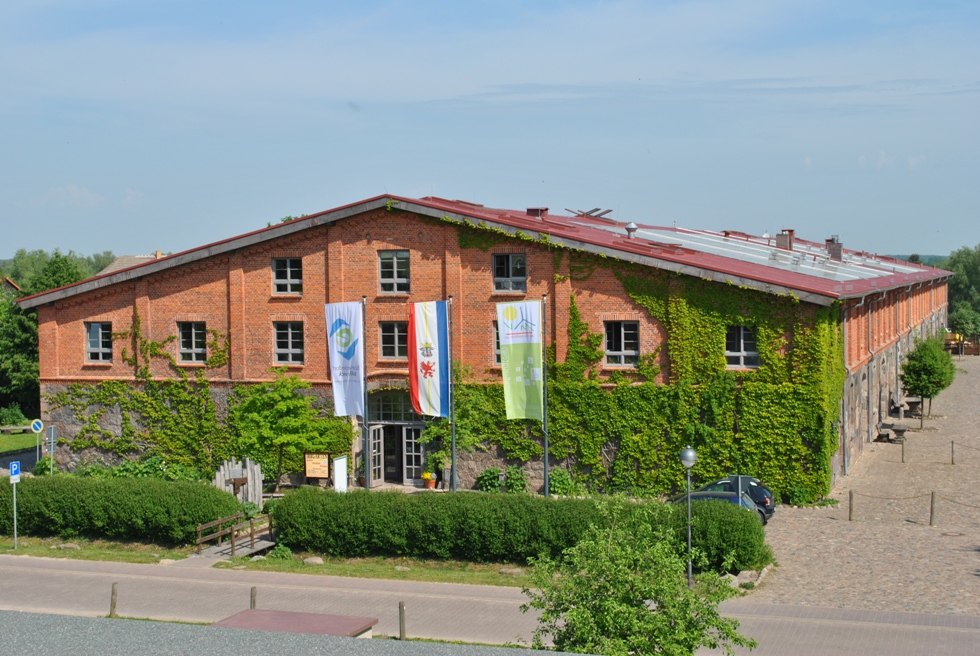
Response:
[271,489,771,573]
[474,467,502,492]
[671,500,773,572]
[0,404,27,426]
[545,468,582,496]
[503,466,528,494]
[32,456,54,476]
[0,476,240,545]
[75,455,206,481]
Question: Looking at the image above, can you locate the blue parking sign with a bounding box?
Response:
[9,460,20,483]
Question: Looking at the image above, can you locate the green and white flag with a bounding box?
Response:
[496,300,544,420]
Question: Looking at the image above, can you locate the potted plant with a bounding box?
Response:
[421,470,437,489]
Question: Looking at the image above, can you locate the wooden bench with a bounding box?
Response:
[878,422,909,443]
[0,426,31,435]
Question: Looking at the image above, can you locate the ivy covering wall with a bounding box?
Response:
[422,221,847,503]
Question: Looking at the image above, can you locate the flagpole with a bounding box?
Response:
[361,295,369,489]
[448,296,457,491]
[542,294,549,497]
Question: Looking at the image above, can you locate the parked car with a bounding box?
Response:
[670,490,767,524]
[696,475,776,521]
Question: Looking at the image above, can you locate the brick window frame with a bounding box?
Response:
[273,257,303,295]
[492,252,527,293]
[274,321,304,364]
[604,320,639,366]
[85,321,113,363]
[380,321,408,359]
[378,250,410,294]
[177,321,207,363]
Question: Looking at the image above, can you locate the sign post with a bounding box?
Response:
[9,460,20,550]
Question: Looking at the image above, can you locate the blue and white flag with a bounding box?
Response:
[408,301,450,417]
[325,301,365,417]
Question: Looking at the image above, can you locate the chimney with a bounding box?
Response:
[825,235,843,262]
[625,222,638,239]
[526,207,548,217]
[775,229,795,251]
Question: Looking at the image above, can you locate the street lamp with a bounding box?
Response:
[680,445,698,587]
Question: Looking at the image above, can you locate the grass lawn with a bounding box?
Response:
[0,536,194,563]
[0,431,37,455]
[218,554,531,588]
[0,535,531,587]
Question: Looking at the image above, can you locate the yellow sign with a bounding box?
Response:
[304,453,331,479]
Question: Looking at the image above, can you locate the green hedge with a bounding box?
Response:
[272,488,771,572]
[0,476,241,545]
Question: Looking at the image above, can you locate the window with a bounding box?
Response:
[380,321,408,359]
[605,321,639,366]
[273,258,303,294]
[274,321,304,364]
[726,326,760,368]
[379,250,410,293]
[178,322,207,363]
[85,322,112,362]
[493,253,526,292]
[369,391,423,422]
[493,320,501,365]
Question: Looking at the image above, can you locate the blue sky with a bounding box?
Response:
[2,0,977,260]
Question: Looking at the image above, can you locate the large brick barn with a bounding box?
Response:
[17,195,950,499]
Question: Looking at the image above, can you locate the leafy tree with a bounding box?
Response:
[0,294,39,417]
[948,304,980,343]
[902,338,955,427]
[522,499,755,656]
[228,370,355,486]
[942,244,980,321]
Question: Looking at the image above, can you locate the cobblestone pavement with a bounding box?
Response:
[747,355,980,616]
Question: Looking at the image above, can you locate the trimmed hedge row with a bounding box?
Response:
[0,476,241,546]
[272,488,771,572]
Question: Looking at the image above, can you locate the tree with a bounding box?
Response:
[0,295,39,417]
[902,338,955,427]
[228,371,354,486]
[522,500,755,656]
[942,244,980,322]
[947,305,980,354]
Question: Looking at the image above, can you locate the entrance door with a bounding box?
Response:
[369,425,384,487]
[403,427,424,483]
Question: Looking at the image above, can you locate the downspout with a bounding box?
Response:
[866,295,875,444]
[840,303,849,476]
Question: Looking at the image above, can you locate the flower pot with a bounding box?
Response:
[424,479,436,490]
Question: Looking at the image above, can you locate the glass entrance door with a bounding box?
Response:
[403,427,424,482]
[369,425,384,487]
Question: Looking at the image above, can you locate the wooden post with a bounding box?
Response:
[929,491,936,526]
[230,525,236,556]
[901,440,905,464]
[250,586,257,609]
[848,490,854,521]
[951,441,955,465]
[109,582,118,618]
[399,601,406,640]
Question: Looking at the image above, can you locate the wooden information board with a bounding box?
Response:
[304,453,331,479]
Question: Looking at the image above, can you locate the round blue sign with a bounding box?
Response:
[31,419,44,433]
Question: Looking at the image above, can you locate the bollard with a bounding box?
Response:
[901,440,905,464]
[250,586,257,609]
[848,490,854,521]
[109,582,118,618]
[951,441,955,466]
[399,601,406,640]
[929,491,936,526]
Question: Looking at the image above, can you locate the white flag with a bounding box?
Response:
[325,302,365,417]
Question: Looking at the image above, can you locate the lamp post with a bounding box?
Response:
[680,445,698,587]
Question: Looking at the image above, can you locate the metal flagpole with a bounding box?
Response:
[361,296,370,489]
[448,296,457,491]
[542,294,549,497]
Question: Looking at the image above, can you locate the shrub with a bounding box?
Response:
[0,404,27,426]
[75,455,206,482]
[32,456,54,476]
[545,468,582,496]
[270,489,771,573]
[474,467,502,492]
[0,476,240,545]
[503,466,528,494]
[670,500,773,572]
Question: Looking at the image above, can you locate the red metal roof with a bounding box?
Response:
[17,194,951,310]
